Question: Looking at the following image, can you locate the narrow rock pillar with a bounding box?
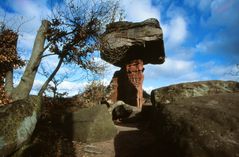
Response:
[107,59,145,109]
[124,59,144,109]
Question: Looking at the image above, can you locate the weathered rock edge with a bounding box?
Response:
[0,96,42,157]
[100,18,165,67]
[151,80,239,157]
[151,80,239,107]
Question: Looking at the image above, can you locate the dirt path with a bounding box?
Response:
[72,122,160,157]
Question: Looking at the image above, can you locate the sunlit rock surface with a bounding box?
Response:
[151,80,239,157]
[101,18,165,67]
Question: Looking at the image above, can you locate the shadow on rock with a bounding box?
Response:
[114,127,163,157]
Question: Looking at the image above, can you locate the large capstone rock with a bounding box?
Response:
[100,18,165,67]
[63,105,117,143]
[151,81,239,157]
[0,96,42,157]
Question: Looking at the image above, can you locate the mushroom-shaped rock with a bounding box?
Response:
[101,18,166,109]
[100,18,165,67]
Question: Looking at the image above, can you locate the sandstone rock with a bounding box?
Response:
[100,18,165,67]
[151,80,239,107]
[108,101,140,121]
[151,81,239,157]
[101,18,166,109]
[63,105,117,143]
[152,93,239,157]
[105,59,145,108]
[0,96,42,157]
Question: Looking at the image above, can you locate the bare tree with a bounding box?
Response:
[2,0,123,101]
[38,0,123,95]
[39,64,71,98]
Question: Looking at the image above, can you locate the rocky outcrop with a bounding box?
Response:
[63,105,117,143]
[0,96,42,157]
[151,80,239,107]
[101,18,165,109]
[151,81,239,157]
[101,18,165,67]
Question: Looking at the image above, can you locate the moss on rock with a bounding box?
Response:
[0,96,42,156]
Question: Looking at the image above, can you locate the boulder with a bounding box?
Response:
[108,101,140,121]
[151,81,239,157]
[151,80,239,107]
[152,93,239,157]
[100,18,165,67]
[63,105,117,143]
[0,96,42,157]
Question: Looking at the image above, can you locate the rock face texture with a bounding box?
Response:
[151,81,239,157]
[63,105,117,143]
[101,18,165,67]
[151,80,239,107]
[0,96,42,157]
[107,59,145,108]
[101,18,165,109]
[108,100,141,121]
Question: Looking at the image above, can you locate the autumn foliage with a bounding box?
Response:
[0,29,24,105]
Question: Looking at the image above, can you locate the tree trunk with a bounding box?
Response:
[4,70,14,96]
[11,20,50,101]
[38,57,64,96]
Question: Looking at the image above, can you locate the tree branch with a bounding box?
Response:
[4,70,14,96]
[41,53,57,59]
[11,20,50,100]
[38,56,64,96]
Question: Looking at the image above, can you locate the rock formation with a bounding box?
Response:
[0,96,42,157]
[63,105,117,143]
[151,80,239,157]
[101,18,165,109]
[151,80,239,106]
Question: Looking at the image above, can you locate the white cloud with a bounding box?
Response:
[18,32,36,53]
[10,0,50,20]
[142,57,200,90]
[31,79,44,95]
[58,81,87,91]
[205,0,239,27]
[195,0,239,62]
[121,0,160,22]
[145,57,195,79]
[143,86,154,94]
[163,16,188,47]
[199,62,239,81]
[1,0,52,52]
[102,62,120,80]
[143,60,239,91]
[31,79,88,96]
[184,0,212,11]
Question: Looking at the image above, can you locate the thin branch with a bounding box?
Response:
[16,16,35,33]
[41,53,57,59]
[38,56,64,96]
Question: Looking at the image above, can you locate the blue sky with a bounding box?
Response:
[1,0,239,95]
